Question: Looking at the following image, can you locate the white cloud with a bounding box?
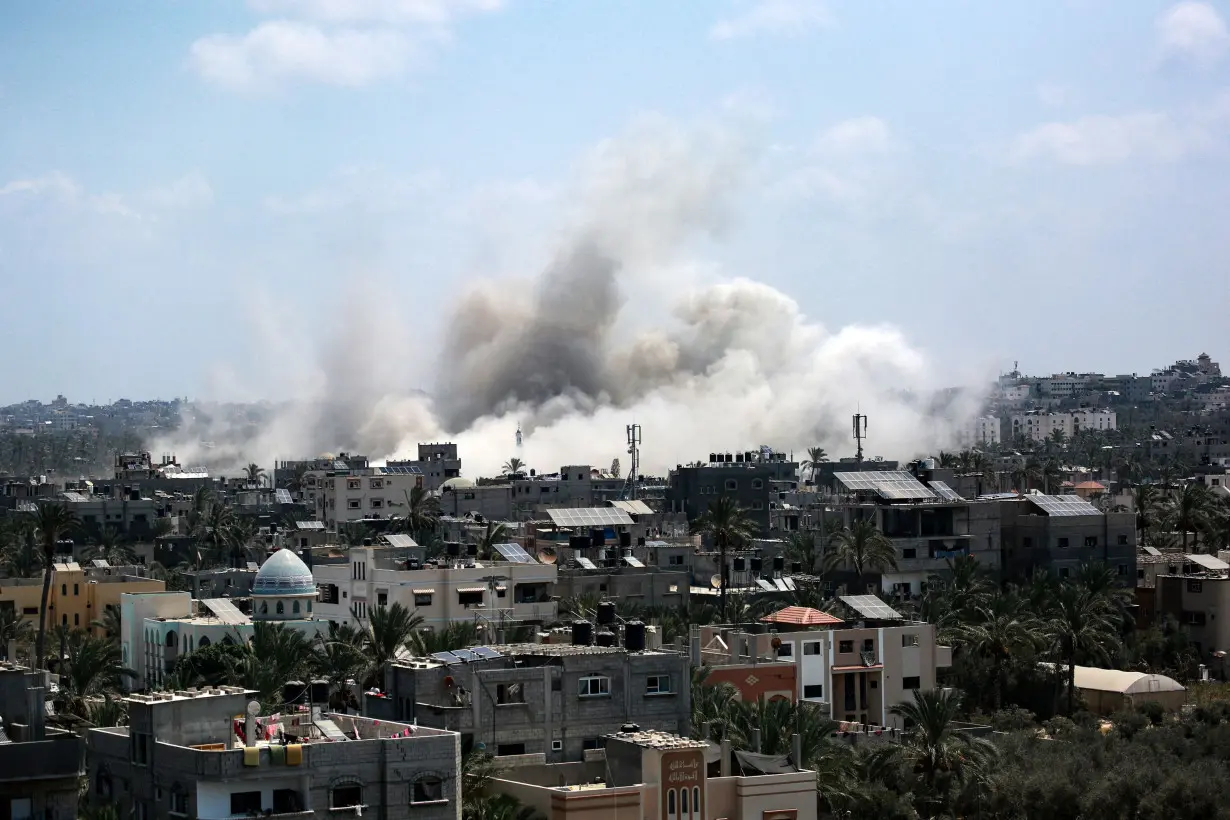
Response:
[1009,96,1230,165]
[1036,83,1071,108]
[773,117,908,211]
[191,21,414,90]
[264,167,442,214]
[145,170,214,210]
[246,0,502,25]
[1157,2,1230,67]
[814,116,895,156]
[710,0,830,41]
[0,171,80,199]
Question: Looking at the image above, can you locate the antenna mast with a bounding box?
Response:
[852,413,867,466]
[623,423,642,500]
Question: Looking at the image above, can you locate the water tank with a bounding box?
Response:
[637,537,646,547]
[733,557,746,572]
[735,453,744,463]
[590,529,606,547]
[446,542,461,557]
[624,621,647,652]
[571,620,594,646]
[750,557,763,574]
[467,543,478,556]
[282,680,307,705]
[619,531,632,548]
[773,555,785,573]
[569,535,589,551]
[596,630,617,647]
[724,453,733,462]
[597,601,616,625]
[791,561,802,574]
[310,679,329,703]
[709,453,717,464]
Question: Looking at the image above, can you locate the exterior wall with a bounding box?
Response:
[1155,574,1230,656]
[961,416,1002,446]
[554,569,690,611]
[305,468,425,527]
[1010,410,1117,442]
[668,463,795,536]
[120,592,192,690]
[701,663,796,702]
[0,568,164,636]
[440,485,515,521]
[999,501,1136,583]
[313,547,558,629]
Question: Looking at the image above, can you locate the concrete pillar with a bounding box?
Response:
[750,728,760,754]
[719,739,731,777]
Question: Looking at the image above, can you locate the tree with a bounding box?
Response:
[410,622,481,656]
[952,596,1039,709]
[312,622,367,710]
[86,527,136,567]
[475,521,511,560]
[1170,483,1216,551]
[1048,584,1119,714]
[785,531,822,574]
[802,446,829,484]
[0,606,34,661]
[610,458,621,478]
[502,457,525,476]
[824,519,897,592]
[243,462,266,486]
[689,496,757,619]
[399,486,442,544]
[359,602,423,686]
[92,603,123,644]
[31,501,79,670]
[1134,484,1159,545]
[59,633,134,719]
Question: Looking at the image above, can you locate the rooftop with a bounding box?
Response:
[606,729,710,750]
[760,606,844,627]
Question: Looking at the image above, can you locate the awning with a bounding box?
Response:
[412,589,435,595]
[832,664,883,672]
[495,585,508,591]
[457,587,486,594]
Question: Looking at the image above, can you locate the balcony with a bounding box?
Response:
[0,732,82,782]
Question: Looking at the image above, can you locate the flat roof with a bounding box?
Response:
[606,729,710,750]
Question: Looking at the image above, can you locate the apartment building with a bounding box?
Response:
[86,686,461,820]
[1138,552,1230,657]
[696,598,952,730]
[387,442,463,492]
[313,545,557,629]
[0,663,82,820]
[667,451,799,536]
[491,729,817,820]
[0,561,164,635]
[960,415,1002,446]
[306,464,425,527]
[998,494,1136,582]
[373,640,690,763]
[830,469,1001,595]
[1010,409,1117,442]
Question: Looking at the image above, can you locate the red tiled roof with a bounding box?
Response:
[1075,481,1106,490]
[760,606,844,626]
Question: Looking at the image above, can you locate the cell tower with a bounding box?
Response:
[515,423,523,451]
[623,423,642,500]
[852,413,867,466]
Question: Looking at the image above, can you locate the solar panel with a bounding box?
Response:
[835,471,937,501]
[246,562,260,571]
[380,465,423,475]
[1029,494,1102,517]
[451,648,481,662]
[200,598,250,625]
[296,520,325,530]
[382,534,419,549]
[1142,546,1162,556]
[275,489,293,504]
[575,556,599,570]
[471,646,503,660]
[840,594,904,620]
[91,559,110,568]
[1187,553,1230,571]
[547,507,634,528]
[782,577,797,591]
[61,492,89,503]
[430,652,462,665]
[495,543,537,564]
[756,578,776,591]
[929,481,963,502]
[623,556,645,568]
[774,578,789,591]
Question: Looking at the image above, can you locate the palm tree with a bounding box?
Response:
[1041,459,1063,495]
[222,516,259,569]
[689,496,757,619]
[874,688,997,814]
[359,602,423,685]
[92,603,123,644]
[243,462,265,486]
[0,515,39,578]
[802,446,829,484]
[475,521,510,560]
[502,457,525,476]
[86,526,136,566]
[399,486,442,544]
[1171,483,1216,550]
[784,531,821,574]
[823,519,897,592]
[0,606,34,661]
[410,622,481,655]
[1134,484,1159,545]
[312,622,367,710]
[952,596,1038,708]
[1048,584,1119,714]
[31,501,79,670]
[59,633,134,718]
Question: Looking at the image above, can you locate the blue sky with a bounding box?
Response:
[2,0,1229,405]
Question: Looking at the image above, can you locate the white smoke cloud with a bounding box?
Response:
[152,116,986,478]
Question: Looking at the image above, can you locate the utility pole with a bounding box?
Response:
[852,413,867,466]
[624,423,642,500]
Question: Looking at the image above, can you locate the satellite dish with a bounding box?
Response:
[246,700,260,717]
[710,574,723,589]
[537,547,558,565]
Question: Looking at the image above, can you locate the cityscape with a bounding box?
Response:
[5,2,1230,819]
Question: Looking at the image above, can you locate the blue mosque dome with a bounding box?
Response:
[253,549,316,597]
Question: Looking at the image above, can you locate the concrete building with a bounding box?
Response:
[960,416,1001,446]
[491,729,817,820]
[1049,665,1185,714]
[998,494,1136,583]
[0,663,82,820]
[313,545,557,630]
[667,451,799,536]
[387,442,463,492]
[1010,409,1117,442]
[696,601,952,730]
[183,567,259,600]
[0,561,164,636]
[305,464,425,528]
[86,685,461,820]
[373,642,691,763]
[1139,552,1230,657]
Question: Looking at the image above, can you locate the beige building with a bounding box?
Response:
[1052,665,1185,714]
[303,464,425,527]
[0,561,164,637]
[492,729,817,820]
[1010,409,1117,442]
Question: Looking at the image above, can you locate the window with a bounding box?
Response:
[751,478,764,490]
[1084,536,1097,547]
[552,678,562,691]
[668,555,684,565]
[61,583,67,596]
[1137,568,1146,580]
[838,640,854,653]
[9,798,32,820]
[646,675,672,694]
[803,641,821,655]
[902,634,920,647]
[276,601,285,615]
[377,592,388,607]
[668,789,677,818]
[353,601,367,619]
[370,478,384,490]
[458,590,483,606]
[171,791,189,815]
[862,638,874,653]
[1184,611,1207,626]
[579,675,611,697]
[1118,534,1129,546]
[414,592,433,607]
[551,739,564,751]
[582,737,605,750]
[73,583,79,595]
[869,679,878,689]
[22,607,37,615]
[412,776,444,803]
[497,743,526,756]
[198,636,211,648]
[293,601,301,614]
[273,790,302,813]
[1188,580,1204,593]
[902,548,916,559]
[902,676,921,690]
[330,785,362,809]
[231,791,262,815]
[1057,537,1069,548]
[132,732,150,764]
[777,642,792,657]
[496,683,525,704]
[724,479,738,491]
[74,613,79,626]
[347,479,361,490]
[371,498,384,509]
[1058,567,1070,579]
[803,684,823,698]
[347,499,361,510]
[1022,537,1032,548]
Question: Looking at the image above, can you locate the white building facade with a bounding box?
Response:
[1011,409,1117,442]
[305,466,425,527]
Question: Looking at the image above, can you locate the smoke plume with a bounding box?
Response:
[153,117,986,478]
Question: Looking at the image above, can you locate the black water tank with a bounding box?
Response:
[709,453,717,463]
[750,556,763,574]
[310,679,329,703]
[637,537,646,547]
[572,620,594,646]
[773,555,785,572]
[570,535,589,551]
[596,630,617,647]
[467,543,478,556]
[791,561,802,574]
[283,680,307,704]
[624,620,647,652]
[733,557,746,572]
[619,531,632,548]
[597,601,616,625]
[590,528,606,547]
[446,542,461,557]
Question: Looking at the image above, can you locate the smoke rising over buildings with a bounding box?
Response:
[152,118,985,476]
